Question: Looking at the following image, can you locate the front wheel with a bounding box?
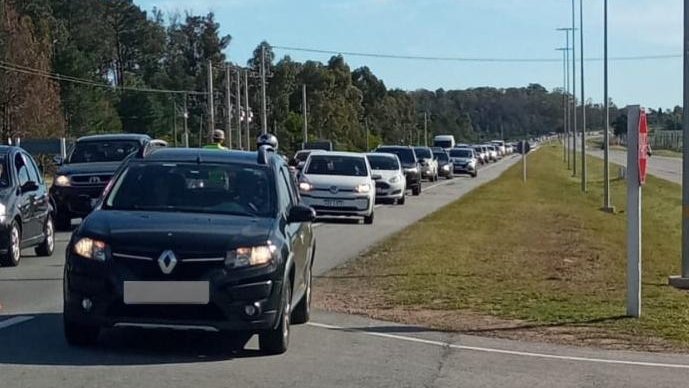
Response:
[55,210,72,231]
[259,279,292,355]
[397,195,406,205]
[292,264,312,325]
[35,216,55,257]
[0,221,21,267]
[471,172,478,178]
[364,212,374,224]
[412,184,421,196]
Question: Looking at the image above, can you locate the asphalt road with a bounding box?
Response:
[3,153,689,388]
[587,148,681,184]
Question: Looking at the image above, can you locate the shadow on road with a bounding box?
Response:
[0,313,263,366]
[458,315,629,335]
[316,217,364,225]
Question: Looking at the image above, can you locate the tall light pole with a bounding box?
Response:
[571,0,578,177]
[556,46,568,163]
[207,60,215,140]
[557,27,573,170]
[225,63,232,149]
[244,69,251,150]
[669,0,689,289]
[603,0,614,211]
[424,112,428,147]
[235,67,242,150]
[302,84,308,148]
[260,45,268,135]
[580,0,587,192]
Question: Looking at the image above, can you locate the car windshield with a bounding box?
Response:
[434,140,453,149]
[104,162,275,217]
[376,148,415,164]
[450,149,473,158]
[367,155,399,170]
[433,152,449,162]
[414,148,432,159]
[306,155,368,176]
[295,151,311,162]
[69,140,141,163]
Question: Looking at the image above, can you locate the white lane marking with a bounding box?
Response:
[0,315,34,330]
[307,322,689,370]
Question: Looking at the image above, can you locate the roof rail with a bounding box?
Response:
[257,145,275,165]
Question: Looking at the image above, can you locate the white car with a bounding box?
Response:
[366,153,406,205]
[491,140,506,156]
[298,151,376,224]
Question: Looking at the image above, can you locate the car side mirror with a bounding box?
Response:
[53,155,63,166]
[371,174,382,180]
[287,204,316,223]
[21,181,39,193]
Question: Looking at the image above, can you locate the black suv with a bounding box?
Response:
[374,146,422,196]
[63,146,317,354]
[0,147,54,266]
[50,134,163,230]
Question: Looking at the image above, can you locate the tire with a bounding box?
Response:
[364,212,374,224]
[471,172,478,178]
[0,221,21,267]
[397,195,406,205]
[292,262,313,325]
[55,210,71,231]
[447,173,453,180]
[64,318,100,347]
[259,278,291,355]
[412,184,421,196]
[35,216,55,257]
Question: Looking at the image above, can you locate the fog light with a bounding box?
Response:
[244,302,261,317]
[81,298,93,311]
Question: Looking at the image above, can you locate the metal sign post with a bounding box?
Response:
[626,105,645,318]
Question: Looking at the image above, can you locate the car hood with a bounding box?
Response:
[302,174,370,189]
[57,161,124,176]
[80,210,274,252]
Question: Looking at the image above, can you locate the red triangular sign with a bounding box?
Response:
[638,109,649,185]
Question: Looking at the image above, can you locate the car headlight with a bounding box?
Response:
[0,203,6,222]
[442,164,450,171]
[73,237,108,261]
[226,244,276,268]
[299,182,313,192]
[389,176,400,183]
[404,167,418,174]
[355,183,371,193]
[55,175,70,187]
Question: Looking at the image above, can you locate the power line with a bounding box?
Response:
[272,45,681,63]
[0,60,207,95]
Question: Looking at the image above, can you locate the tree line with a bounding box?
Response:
[1,0,678,154]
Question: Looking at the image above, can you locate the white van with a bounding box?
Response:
[433,135,455,150]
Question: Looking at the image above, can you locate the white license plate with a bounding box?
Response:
[123,281,209,305]
[324,199,344,207]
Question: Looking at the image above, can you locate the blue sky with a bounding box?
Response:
[137,0,683,109]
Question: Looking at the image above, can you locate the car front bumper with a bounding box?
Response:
[374,181,405,199]
[51,185,106,217]
[63,253,282,332]
[453,163,477,173]
[301,194,373,217]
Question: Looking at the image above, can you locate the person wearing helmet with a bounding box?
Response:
[256,133,278,150]
[204,129,228,150]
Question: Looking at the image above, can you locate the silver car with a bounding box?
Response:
[366,153,406,205]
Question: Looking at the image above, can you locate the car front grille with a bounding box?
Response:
[375,181,390,189]
[107,302,227,321]
[70,174,112,186]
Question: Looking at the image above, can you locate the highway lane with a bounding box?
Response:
[3,152,689,387]
[587,148,681,184]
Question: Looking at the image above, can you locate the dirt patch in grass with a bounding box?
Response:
[314,144,689,353]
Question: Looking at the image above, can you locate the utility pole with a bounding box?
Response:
[302,84,308,148]
[225,63,232,149]
[207,60,215,141]
[236,68,242,150]
[603,0,613,211]
[172,98,178,147]
[571,0,578,177]
[423,112,428,147]
[260,45,268,135]
[183,93,189,148]
[565,29,571,170]
[580,0,587,192]
[244,69,251,150]
[669,0,689,289]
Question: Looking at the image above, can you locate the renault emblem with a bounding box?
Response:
[329,186,339,194]
[89,176,101,184]
[158,250,177,274]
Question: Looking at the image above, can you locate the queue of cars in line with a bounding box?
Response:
[0,131,515,355]
[287,137,513,226]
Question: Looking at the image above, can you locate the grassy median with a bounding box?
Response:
[315,144,689,351]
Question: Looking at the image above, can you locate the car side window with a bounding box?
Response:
[276,169,293,213]
[281,167,300,205]
[24,153,42,184]
[15,153,29,186]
